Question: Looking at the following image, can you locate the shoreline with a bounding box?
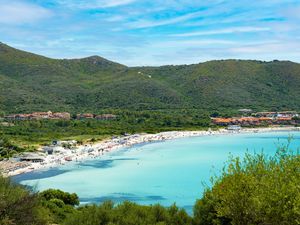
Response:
[2,126,300,177]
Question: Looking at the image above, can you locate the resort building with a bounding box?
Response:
[95,114,117,120]
[253,111,299,118]
[52,112,71,120]
[227,125,242,131]
[4,111,70,120]
[4,111,117,121]
[31,111,53,119]
[76,113,95,119]
[211,112,298,126]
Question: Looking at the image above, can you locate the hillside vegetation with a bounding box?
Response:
[1,42,300,114]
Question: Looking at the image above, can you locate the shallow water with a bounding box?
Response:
[13,131,300,212]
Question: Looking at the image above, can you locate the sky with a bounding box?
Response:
[0,0,300,66]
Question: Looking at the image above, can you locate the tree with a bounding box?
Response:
[39,189,79,206]
[193,147,300,225]
[0,176,48,225]
[0,136,24,159]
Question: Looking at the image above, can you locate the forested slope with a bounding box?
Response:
[1,42,300,114]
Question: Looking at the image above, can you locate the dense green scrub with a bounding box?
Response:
[0,146,299,225]
[1,42,300,114]
[193,145,300,225]
[0,137,26,159]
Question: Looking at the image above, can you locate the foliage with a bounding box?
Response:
[39,189,79,206]
[1,43,300,114]
[63,201,192,225]
[38,190,78,224]
[0,176,48,225]
[0,135,25,159]
[194,146,300,225]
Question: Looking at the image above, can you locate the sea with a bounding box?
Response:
[12,131,300,213]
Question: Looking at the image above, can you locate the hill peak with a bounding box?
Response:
[71,55,127,69]
[82,55,111,63]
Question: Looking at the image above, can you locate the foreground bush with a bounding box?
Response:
[0,176,48,225]
[63,201,192,225]
[194,147,300,225]
[38,189,78,224]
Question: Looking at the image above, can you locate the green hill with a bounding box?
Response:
[1,42,300,114]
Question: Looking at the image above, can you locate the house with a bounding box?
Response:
[255,111,299,119]
[212,117,260,126]
[258,117,273,125]
[95,114,117,120]
[77,113,95,119]
[276,111,299,118]
[254,112,277,118]
[52,112,71,120]
[275,117,293,125]
[211,118,233,126]
[227,125,241,131]
[237,117,260,126]
[4,114,16,120]
[15,114,32,120]
[4,111,71,120]
[31,111,52,119]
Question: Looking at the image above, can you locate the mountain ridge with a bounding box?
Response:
[1,42,300,114]
[0,41,295,67]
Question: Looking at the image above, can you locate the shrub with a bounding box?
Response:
[0,176,47,225]
[194,147,300,225]
[39,189,79,206]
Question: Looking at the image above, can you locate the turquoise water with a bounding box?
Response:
[13,131,300,212]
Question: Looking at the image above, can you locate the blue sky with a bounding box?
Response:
[1,0,300,66]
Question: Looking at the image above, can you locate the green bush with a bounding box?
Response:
[39,189,79,206]
[0,136,25,159]
[0,176,48,225]
[63,201,192,225]
[194,147,300,225]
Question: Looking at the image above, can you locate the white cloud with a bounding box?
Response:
[127,11,204,29]
[105,15,126,22]
[151,39,236,48]
[100,0,136,7]
[0,1,52,24]
[172,26,271,37]
[57,0,136,9]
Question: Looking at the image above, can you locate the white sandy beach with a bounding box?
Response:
[2,126,300,177]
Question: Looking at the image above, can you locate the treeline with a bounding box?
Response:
[1,147,299,225]
[0,110,212,156]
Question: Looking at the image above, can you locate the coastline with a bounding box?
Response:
[2,126,300,177]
